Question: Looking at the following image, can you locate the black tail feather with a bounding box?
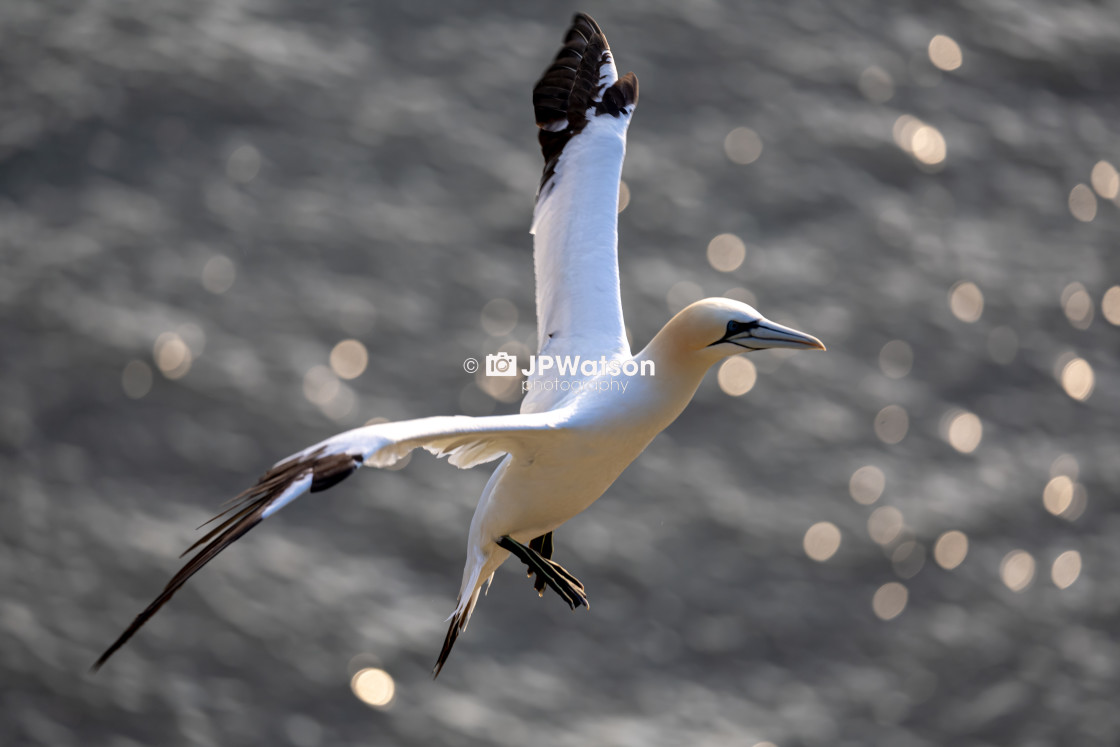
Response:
[433,590,479,678]
[433,615,462,679]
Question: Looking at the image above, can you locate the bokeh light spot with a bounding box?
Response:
[1050,453,1079,481]
[724,127,763,165]
[858,65,894,103]
[476,371,521,403]
[723,287,758,307]
[1061,282,1093,329]
[893,115,922,152]
[1090,160,1119,199]
[1060,358,1094,401]
[849,465,885,505]
[303,365,340,407]
[154,332,192,379]
[1042,471,1088,522]
[928,35,963,71]
[121,360,153,399]
[873,404,909,444]
[948,281,983,322]
[933,530,968,570]
[803,521,842,562]
[910,125,947,166]
[1042,475,1073,516]
[707,233,747,273]
[1065,484,1088,521]
[330,339,369,380]
[891,540,926,579]
[667,280,704,314]
[1051,550,1082,589]
[201,254,237,294]
[1102,286,1120,326]
[481,298,518,337]
[872,582,908,620]
[476,342,529,404]
[717,357,757,397]
[868,506,904,545]
[893,115,946,167]
[946,411,982,454]
[476,365,522,405]
[386,452,412,472]
[227,144,261,183]
[1000,550,1035,592]
[350,667,395,708]
[878,340,913,379]
[178,323,206,356]
[1068,184,1097,222]
[618,179,630,213]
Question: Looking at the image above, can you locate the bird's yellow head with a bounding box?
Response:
[654,298,825,364]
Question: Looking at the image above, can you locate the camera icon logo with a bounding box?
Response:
[485,352,518,377]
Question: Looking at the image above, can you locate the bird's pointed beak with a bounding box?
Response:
[733,319,826,351]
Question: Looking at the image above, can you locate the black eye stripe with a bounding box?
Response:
[710,319,762,347]
[726,319,760,335]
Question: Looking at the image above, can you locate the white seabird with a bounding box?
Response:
[94,12,825,676]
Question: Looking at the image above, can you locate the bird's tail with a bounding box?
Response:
[433,586,480,678]
[433,548,499,677]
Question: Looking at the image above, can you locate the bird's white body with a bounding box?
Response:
[461,368,691,611]
[94,13,825,675]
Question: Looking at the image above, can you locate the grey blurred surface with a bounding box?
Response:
[3,1,1120,745]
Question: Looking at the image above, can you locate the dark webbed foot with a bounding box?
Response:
[527,532,554,594]
[498,535,588,610]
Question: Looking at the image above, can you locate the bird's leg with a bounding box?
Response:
[497,535,588,610]
[529,531,554,559]
[527,532,555,593]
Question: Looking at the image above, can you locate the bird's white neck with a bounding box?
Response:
[629,327,723,427]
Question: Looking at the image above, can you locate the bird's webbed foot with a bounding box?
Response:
[497,534,588,610]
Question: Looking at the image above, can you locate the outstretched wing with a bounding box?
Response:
[526,13,639,410]
[92,410,571,670]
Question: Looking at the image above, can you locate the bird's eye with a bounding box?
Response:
[726,320,756,335]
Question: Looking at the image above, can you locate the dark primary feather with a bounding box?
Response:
[532,13,639,200]
[91,448,361,671]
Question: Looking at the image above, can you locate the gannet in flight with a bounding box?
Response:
[94,12,824,676]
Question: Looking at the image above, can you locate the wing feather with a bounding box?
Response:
[92,410,570,670]
[526,14,638,412]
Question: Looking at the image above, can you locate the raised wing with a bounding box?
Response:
[526,13,638,409]
[92,410,571,670]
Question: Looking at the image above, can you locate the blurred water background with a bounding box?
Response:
[3,1,1120,745]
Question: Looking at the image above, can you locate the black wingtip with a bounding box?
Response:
[94,449,372,671]
[532,13,611,132]
[532,14,638,202]
[91,513,265,672]
[93,446,369,671]
[601,72,638,116]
